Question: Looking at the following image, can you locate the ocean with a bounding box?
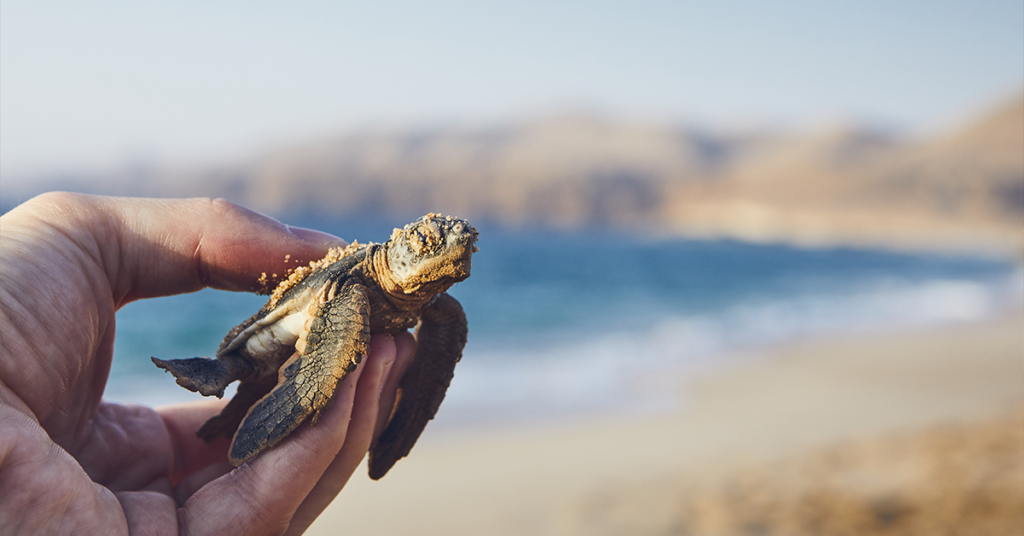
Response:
[105,222,1023,432]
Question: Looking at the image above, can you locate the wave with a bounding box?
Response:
[435,271,1023,430]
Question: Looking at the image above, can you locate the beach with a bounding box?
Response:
[308,315,1023,535]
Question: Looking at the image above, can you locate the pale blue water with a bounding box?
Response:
[106,224,1023,430]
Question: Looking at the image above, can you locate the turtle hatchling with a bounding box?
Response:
[152,213,478,479]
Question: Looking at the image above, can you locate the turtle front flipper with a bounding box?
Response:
[227,280,371,466]
[369,292,467,480]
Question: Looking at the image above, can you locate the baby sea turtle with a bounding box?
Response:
[152,213,478,479]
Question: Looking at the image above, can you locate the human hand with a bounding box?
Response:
[0,193,416,535]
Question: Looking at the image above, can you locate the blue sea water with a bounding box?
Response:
[105,224,1023,431]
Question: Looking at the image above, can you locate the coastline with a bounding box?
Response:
[308,314,1024,535]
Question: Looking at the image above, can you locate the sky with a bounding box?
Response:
[1,0,1022,177]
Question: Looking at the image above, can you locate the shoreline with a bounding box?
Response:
[308,314,1024,535]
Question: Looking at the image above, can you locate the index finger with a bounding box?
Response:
[103,196,345,304]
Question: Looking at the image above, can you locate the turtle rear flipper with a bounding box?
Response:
[196,379,275,441]
[369,292,467,480]
[151,356,247,398]
[227,281,371,466]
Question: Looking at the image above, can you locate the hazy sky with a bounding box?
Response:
[2,0,1022,176]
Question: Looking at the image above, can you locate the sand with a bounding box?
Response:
[307,316,1023,535]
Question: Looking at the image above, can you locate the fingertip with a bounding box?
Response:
[366,334,396,398]
[388,331,417,385]
[367,333,397,368]
[394,331,417,362]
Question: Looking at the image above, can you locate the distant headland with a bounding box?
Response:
[4,96,1021,255]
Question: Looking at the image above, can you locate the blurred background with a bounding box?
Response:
[2,1,1022,534]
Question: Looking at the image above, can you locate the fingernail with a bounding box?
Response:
[377,363,394,399]
[376,335,396,398]
[287,225,347,248]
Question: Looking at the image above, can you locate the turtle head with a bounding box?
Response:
[384,213,479,295]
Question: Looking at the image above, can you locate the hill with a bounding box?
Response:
[4,96,1021,253]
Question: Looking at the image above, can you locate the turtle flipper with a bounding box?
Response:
[369,292,467,480]
[151,355,251,397]
[227,281,371,466]
[196,379,275,441]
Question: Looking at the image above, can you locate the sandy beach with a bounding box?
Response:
[309,315,1023,535]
